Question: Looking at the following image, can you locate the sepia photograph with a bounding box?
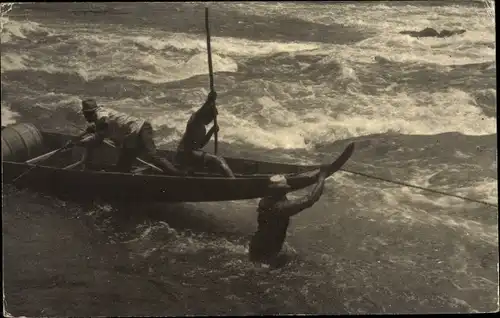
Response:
[1,1,497,316]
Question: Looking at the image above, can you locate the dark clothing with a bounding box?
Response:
[176,110,235,178]
[177,92,217,153]
[249,212,290,263]
[175,149,208,168]
[175,148,234,176]
[85,122,184,176]
[115,122,184,175]
[177,113,208,153]
[249,177,326,265]
[176,112,209,168]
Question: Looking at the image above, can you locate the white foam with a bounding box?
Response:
[355,34,494,65]
[132,52,238,84]
[125,32,320,57]
[101,29,318,82]
[1,23,319,83]
[208,87,494,149]
[137,83,496,150]
[452,180,499,207]
[1,102,20,126]
[123,220,247,258]
[454,151,473,159]
[0,52,28,72]
[3,4,492,89]
[228,2,495,66]
[1,4,496,152]
[372,163,498,208]
[0,17,49,43]
[345,169,499,245]
[332,165,498,246]
[335,89,495,136]
[1,30,240,83]
[384,179,498,210]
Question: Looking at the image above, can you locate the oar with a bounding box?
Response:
[205,7,218,155]
[12,131,88,183]
[26,133,90,164]
[26,147,69,165]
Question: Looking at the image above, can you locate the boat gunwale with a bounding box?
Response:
[2,160,320,181]
[3,128,322,182]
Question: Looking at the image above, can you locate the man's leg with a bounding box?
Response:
[202,152,235,178]
[249,233,287,268]
[269,253,289,269]
[139,123,185,176]
[115,148,136,172]
[174,151,197,175]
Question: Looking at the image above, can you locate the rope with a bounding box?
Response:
[340,168,498,208]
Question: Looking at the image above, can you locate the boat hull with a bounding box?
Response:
[2,161,321,202]
[3,130,333,203]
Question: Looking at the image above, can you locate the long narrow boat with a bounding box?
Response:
[2,123,355,203]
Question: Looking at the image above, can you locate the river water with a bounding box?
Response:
[1,1,497,315]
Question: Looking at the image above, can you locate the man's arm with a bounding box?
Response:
[195,91,217,117]
[84,118,108,146]
[69,133,99,168]
[196,91,218,121]
[72,117,108,165]
[191,91,218,148]
[200,124,218,148]
[94,117,109,138]
[276,174,327,218]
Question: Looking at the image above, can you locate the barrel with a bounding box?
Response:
[2,123,46,162]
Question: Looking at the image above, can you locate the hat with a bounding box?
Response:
[268,174,291,190]
[81,99,99,113]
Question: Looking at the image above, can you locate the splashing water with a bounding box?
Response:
[0,2,16,34]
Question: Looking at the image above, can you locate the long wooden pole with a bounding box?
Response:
[205,7,218,155]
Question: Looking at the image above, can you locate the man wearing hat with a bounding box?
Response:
[176,91,235,178]
[249,168,328,267]
[79,98,185,175]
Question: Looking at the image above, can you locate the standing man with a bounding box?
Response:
[249,168,329,268]
[176,91,235,178]
[79,99,185,176]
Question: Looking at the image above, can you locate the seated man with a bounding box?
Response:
[249,169,328,268]
[176,91,235,178]
[79,99,185,175]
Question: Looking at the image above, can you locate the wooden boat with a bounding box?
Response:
[2,123,355,203]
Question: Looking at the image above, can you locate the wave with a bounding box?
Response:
[2,68,494,151]
[0,50,237,85]
[1,12,493,89]
[217,82,494,149]
[159,88,494,150]
[354,33,494,66]
[0,17,50,43]
[331,151,497,245]
[1,25,320,84]
[230,2,494,66]
[375,175,498,245]
[0,52,28,72]
[125,33,321,58]
[1,102,20,126]
[1,5,495,151]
